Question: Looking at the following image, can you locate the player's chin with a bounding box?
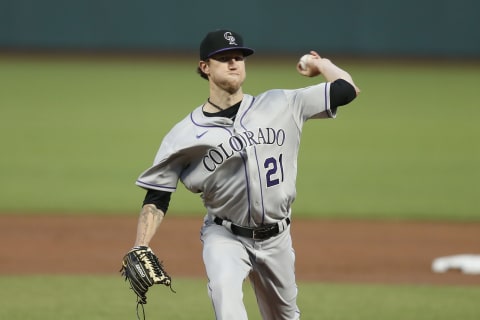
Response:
[221,78,244,93]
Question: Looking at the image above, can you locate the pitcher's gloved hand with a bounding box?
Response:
[120,246,174,305]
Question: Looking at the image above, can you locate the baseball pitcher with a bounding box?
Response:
[122,29,360,320]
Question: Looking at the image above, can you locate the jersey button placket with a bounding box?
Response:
[246,146,263,223]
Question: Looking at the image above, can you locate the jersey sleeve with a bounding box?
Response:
[288,82,334,124]
[135,142,186,192]
[135,124,189,192]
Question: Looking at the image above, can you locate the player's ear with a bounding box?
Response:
[199,60,210,75]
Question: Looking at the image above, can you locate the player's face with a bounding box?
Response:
[207,50,246,94]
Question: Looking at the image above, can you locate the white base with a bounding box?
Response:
[432,254,480,275]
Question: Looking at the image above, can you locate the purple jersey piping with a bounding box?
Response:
[239,97,265,225]
[136,180,176,190]
[324,83,334,118]
[189,109,253,223]
[189,111,233,131]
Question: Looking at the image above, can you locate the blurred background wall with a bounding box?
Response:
[0,0,478,58]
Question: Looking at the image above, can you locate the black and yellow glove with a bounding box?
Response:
[120,246,174,308]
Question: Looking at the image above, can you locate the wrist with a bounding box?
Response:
[132,245,149,251]
[316,58,331,74]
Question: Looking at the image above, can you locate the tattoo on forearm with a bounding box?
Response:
[136,204,164,245]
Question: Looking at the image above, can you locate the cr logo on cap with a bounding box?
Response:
[224,32,237,46]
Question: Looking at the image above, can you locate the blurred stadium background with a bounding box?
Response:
[1,0,479,218]
[1,0,479,58]
[1,2,480,319]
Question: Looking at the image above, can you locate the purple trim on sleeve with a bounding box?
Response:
[136,180,177,191]
[324,82,335,118]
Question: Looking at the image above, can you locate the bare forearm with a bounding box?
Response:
[298,50,360,94]
[315,58,360,95]
[316,58,353,84]
[134,204,165,247]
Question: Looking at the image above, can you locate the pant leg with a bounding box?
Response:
[201,221,252,320]
[248,227,301,320]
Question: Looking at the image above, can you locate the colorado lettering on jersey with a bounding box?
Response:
[203,127,285,172]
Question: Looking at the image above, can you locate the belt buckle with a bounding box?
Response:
[252,229,262,240]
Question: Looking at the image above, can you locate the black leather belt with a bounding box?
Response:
[214,217,291,240]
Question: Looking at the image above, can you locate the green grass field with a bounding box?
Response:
[1,55,479,220]
[1,54,479,320]
[1,276,479,320]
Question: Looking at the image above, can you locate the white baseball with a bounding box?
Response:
[299,54,312,70]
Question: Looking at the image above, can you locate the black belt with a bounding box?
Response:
[214,217,290,240]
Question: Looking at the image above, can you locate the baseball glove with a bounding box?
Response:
[120,246,174,307]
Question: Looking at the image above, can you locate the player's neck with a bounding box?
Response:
[206,92,243,113]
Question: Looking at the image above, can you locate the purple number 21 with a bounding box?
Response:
[264,154,284,187]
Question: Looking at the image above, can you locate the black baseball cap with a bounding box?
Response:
[200,29,255,61]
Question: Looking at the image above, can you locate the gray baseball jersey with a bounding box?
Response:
[136,82,335,320]
[136,82,334,226]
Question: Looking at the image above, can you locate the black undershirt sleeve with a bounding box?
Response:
[329,78,357,110]
[143,189,172,214]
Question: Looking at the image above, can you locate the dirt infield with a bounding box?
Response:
[1,214,479,286]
